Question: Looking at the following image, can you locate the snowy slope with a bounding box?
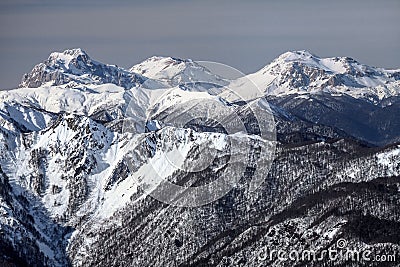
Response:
[130,56,228,89]
[228,50,400,102]
[1,84,134,120]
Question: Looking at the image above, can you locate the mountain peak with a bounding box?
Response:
[272,50,363,68]
[277,50,316,62]
[248,51,400,98]
[49,48,88,59]
[130,56,191,77]
[146,55,188,63]
[130,55,225,87]
[47,48,90,66]
[44,48,93,74]
[19,48,145,89]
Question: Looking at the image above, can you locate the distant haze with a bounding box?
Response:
[0,0,399,89]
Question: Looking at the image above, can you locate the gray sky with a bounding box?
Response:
[0,0,399,89]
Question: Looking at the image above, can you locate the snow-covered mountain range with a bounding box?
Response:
[1,49,399,266]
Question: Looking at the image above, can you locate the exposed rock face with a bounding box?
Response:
[19,49,146,89]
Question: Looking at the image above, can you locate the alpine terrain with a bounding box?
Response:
[0,48,399,266]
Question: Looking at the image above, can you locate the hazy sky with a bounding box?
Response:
[0,0,399,89]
